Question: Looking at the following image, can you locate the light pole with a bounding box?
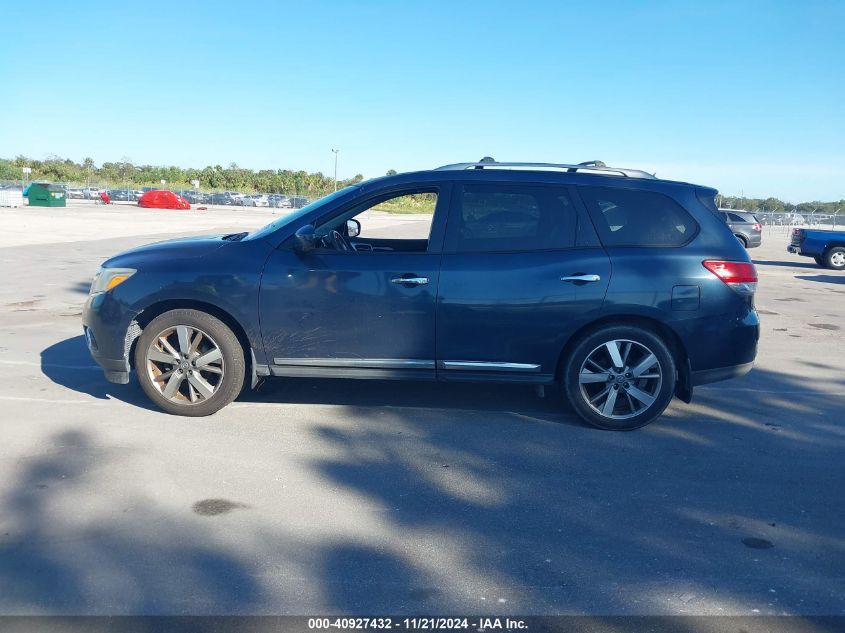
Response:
[331,149,339,191]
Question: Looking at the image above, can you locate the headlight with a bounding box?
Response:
[90,268,136,294]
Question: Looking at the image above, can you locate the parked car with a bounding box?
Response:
[107,189,134,201]
[179,190,202,204]
[83,187,103,199]
[289,195,310,209]
[82,159,759,430]
[718,208,762,248]
[788,228,845,270]
[137,189,191,210]
[243,194,269,207]
[807,214,832,226]
[268,194,292,208]
[65,187,85,199]
[209,192,235,205]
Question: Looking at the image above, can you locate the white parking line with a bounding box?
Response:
[0,396,107,405]
[0,359,100,370]
[698,386,845,396]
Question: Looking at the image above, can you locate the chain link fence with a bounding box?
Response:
[755,211,843,242]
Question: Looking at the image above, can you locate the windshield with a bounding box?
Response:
[246,186,360,240]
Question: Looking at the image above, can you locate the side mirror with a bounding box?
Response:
[346,219,361,238]
[294,224,317,253]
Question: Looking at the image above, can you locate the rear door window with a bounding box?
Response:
[578,186,698,247]
[447,184,577,252]
[728,212,748,223]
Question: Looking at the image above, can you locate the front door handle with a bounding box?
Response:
[391,276,429,286]
[560,274,601,283]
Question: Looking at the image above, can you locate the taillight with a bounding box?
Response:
[702,260,758,296]
[753,223,762,231]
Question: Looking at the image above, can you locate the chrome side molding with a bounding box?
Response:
[273,358,435,369]
[438,361,541,373]
[272,358,542,373]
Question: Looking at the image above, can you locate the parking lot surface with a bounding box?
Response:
[0,205,843,615]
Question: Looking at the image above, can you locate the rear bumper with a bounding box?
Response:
[691,361,754,386]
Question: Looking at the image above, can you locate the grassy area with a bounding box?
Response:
[371,192,437,214]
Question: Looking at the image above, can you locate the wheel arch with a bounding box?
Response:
[554,314,691,402]
[131,299,255,386]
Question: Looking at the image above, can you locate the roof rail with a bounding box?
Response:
[434,159,656,179]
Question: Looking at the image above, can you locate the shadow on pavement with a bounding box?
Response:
[0,429,262,614]
[30,338,845,615]
[42,335,581,424]
[40,335,157,411]
[249,377,581,426]
[753,259,821,269]
[795,274,845,285]
[67,281,93,295]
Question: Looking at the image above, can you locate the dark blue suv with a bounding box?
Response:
[82,160,760,430]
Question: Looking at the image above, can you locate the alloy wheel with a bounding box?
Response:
[578,339,663,420]
[145,325,225,404]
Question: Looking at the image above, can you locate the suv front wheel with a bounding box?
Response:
[562,325,676,430]
[134,309,245,416]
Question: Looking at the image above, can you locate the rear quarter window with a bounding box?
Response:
[578,186,698,247]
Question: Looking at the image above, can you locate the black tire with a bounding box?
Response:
[735,234,748,248]
[824,246,845,271]
[134,309,245,416]
[562,325,676,431]
[814,255,825,266]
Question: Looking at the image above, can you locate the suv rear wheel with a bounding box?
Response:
[562,325,676,430]
[825,247,845,271]
[135,309,245,416]
[735,234,748,248]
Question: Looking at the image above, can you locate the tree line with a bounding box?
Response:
[717,195,843,217]
[0,155,365,197]
[1,155,842,213]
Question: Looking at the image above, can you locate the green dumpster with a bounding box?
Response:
[27,183,66,207]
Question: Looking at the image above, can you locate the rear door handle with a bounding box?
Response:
[560,274,601,283]
[391,276,429,286]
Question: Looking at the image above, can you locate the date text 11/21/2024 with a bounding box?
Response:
[307,618,528,630]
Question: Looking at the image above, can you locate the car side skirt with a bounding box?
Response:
[264,357,554,384]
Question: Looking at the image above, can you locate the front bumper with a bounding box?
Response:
[82,292,140,384]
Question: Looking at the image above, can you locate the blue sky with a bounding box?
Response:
[2,1,843,201]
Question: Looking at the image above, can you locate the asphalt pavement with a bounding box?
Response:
[0,207,842,615]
